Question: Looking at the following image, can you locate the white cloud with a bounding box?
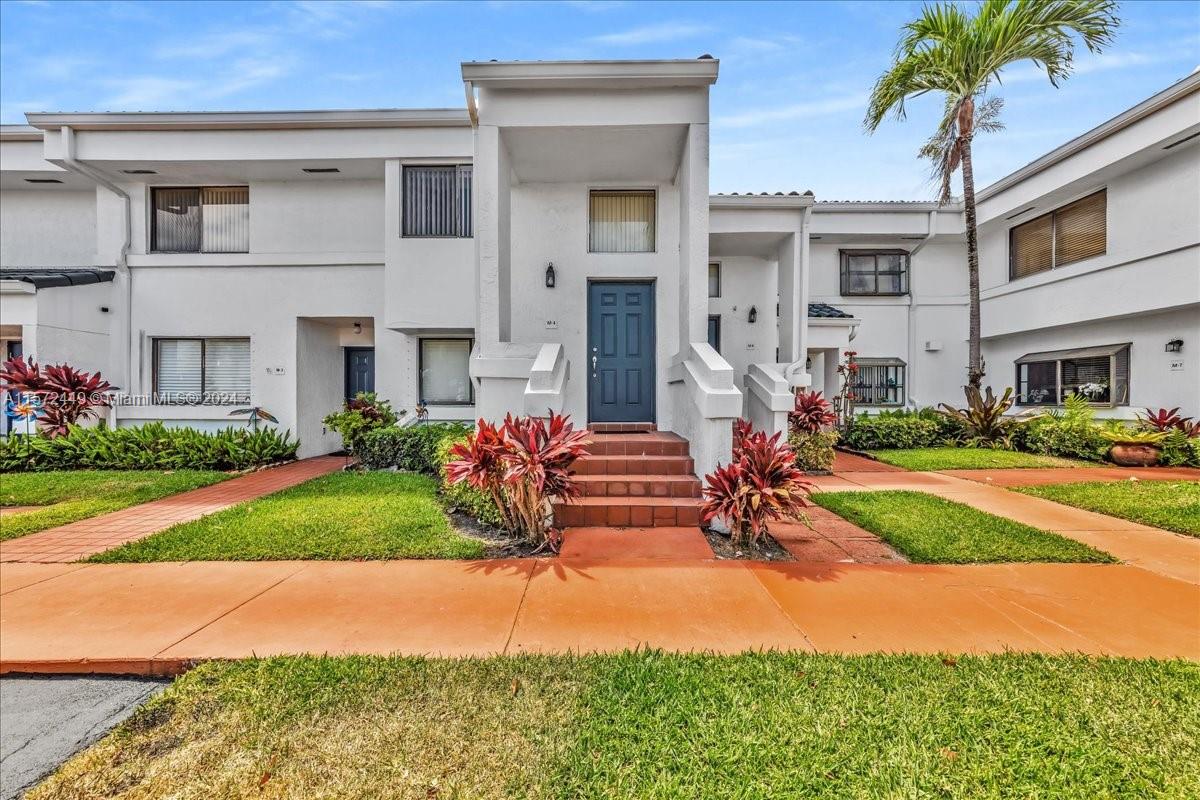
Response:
[715,92,868,128]
[153,29,274,60]
[588,22,712,46]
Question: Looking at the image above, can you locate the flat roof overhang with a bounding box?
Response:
[462,58,719,89]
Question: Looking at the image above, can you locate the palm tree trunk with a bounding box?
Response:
[960,136,984,389]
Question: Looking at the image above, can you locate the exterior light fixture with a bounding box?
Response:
[747,305,758,324]
[545,262,556,288]
[1166,338,1183,353]
[353,322,362,335]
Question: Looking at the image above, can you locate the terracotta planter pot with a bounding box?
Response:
[1108,443,1161,467]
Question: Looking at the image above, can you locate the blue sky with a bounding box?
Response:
[2,0,1197,199]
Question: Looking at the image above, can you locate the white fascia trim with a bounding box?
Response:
[0,125,42,141]
[461,59,719,88]
[25,109,470,132]
[126,253,385,268]
[813,201,962,212]
[709,195,815,209]
[0,280,38,294]
[808,316,861,328]
[978,71,1200,202]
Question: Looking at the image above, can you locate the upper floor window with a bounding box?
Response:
[589,190,655,253]
[840,250,909,296]
[851,357,906,406]
[1015,343,1129,406]
[402,165,472,237]
[154,337,251,404]
[708,262,721,297]
[1009,189,1106,280]
[151,187,249,253]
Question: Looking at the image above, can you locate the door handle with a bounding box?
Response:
[592,355,598,377]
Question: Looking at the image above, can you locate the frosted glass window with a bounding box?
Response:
[420,339,473,404]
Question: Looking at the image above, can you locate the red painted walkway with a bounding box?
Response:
[0,457,346,563]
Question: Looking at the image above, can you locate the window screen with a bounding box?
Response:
[589,190,655,253]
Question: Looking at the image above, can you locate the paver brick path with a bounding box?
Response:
[830,451,905,472]
[1,559,1195,674]
[0,457,346,564]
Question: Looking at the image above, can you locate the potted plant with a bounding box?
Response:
[1100,425,1168,467]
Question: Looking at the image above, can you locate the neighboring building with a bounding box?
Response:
[1,60,1197,471]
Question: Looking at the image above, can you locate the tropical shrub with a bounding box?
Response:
[1099,422,1169,446]
[842,415,942,450]
[788,430,839,472]
[321,392,398,454]
[789,390,838,435]
[435,432,503,528]
[1140,407,1188,432]
[446,412,591,549]
[702,423,812,547]
[0,422,297,472]
[938,386,1018,448]
[358,422,470,473]
[1021,394,1107,462]
[0,356,112,437]
[1158,429,1200,467]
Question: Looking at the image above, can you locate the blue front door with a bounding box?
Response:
[588,281,655,423]
[344,347,375,400]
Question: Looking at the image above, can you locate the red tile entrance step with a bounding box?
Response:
[556,430,703,528]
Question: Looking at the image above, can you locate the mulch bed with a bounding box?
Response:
[701,526,795,561]
[448,510,548,559]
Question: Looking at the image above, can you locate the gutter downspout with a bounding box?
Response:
[60,126,133,392]
[904,210,938,409]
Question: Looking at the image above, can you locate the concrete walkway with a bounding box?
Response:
[809,470,1200,584]
[942,465,1200,487]
[1,558,1195,674]
[0,457,347,563]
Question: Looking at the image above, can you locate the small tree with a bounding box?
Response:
[865,0,1120,388]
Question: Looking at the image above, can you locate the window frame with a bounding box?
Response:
[707,314,721,354]
[1014,343,1130,408]
[152,336,251,405]
[708,262,721,298]
[401,164,473,239]
[839,249,910,297]
[1008,188,1107,280]
[418,337,475,406]
[150,185,250,254]
[587,188,657,254]
[850,357,907,407]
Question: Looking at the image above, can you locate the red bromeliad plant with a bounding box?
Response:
[1141,407,1195,435]
[0,357,112,438]
[789,389,838,436]
[446,411,591,549]
[702,423,813,547]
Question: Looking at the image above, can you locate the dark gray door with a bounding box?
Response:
[344,347,375,400]
[588,281,655,423]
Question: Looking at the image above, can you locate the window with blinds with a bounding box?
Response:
[151,187,249,253]
[402,165,472,237]
[1009,189,1106,279]
[589,190,655,253]
[1015,343,1129,406]
[154,337,251,404]
[419,338,473,405]
[850,358,906,406]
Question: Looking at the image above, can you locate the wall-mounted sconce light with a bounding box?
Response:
[1165,338,1183,353]
[545,262,556,288]
[805,356,812,370]
[747,305,758,324]
[353,322,362,335]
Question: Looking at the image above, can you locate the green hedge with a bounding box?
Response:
[0,422,298,473]
[434,433,503,528]
[788,430,839,472]
[1021,417,1110,462]
[842,415,943,450]
[357,422,471,474]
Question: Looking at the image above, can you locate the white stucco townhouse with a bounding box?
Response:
[1,59,1197,473]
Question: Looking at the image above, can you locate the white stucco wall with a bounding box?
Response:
[707,256,778,399]
[251,179,384,254]
[507,179,683,428]
[0,190,97,266]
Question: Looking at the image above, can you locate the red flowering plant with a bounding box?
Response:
[702,422,813,547]
[1141,407,1196,436]
[0,357,112,438]
[446,411,591,550]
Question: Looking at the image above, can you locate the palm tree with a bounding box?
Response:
[865,0,1119,389]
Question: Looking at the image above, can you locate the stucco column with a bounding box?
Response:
[473,124,504,354]
[677,122,710,352]
[797,206,812,366]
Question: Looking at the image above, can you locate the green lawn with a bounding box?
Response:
[0,470,231,541]
[90,471,486,562]
[812,490,1114,563]
[29,652,1200,799]
[870,447,1088,471]
[1016,480,1200,537]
